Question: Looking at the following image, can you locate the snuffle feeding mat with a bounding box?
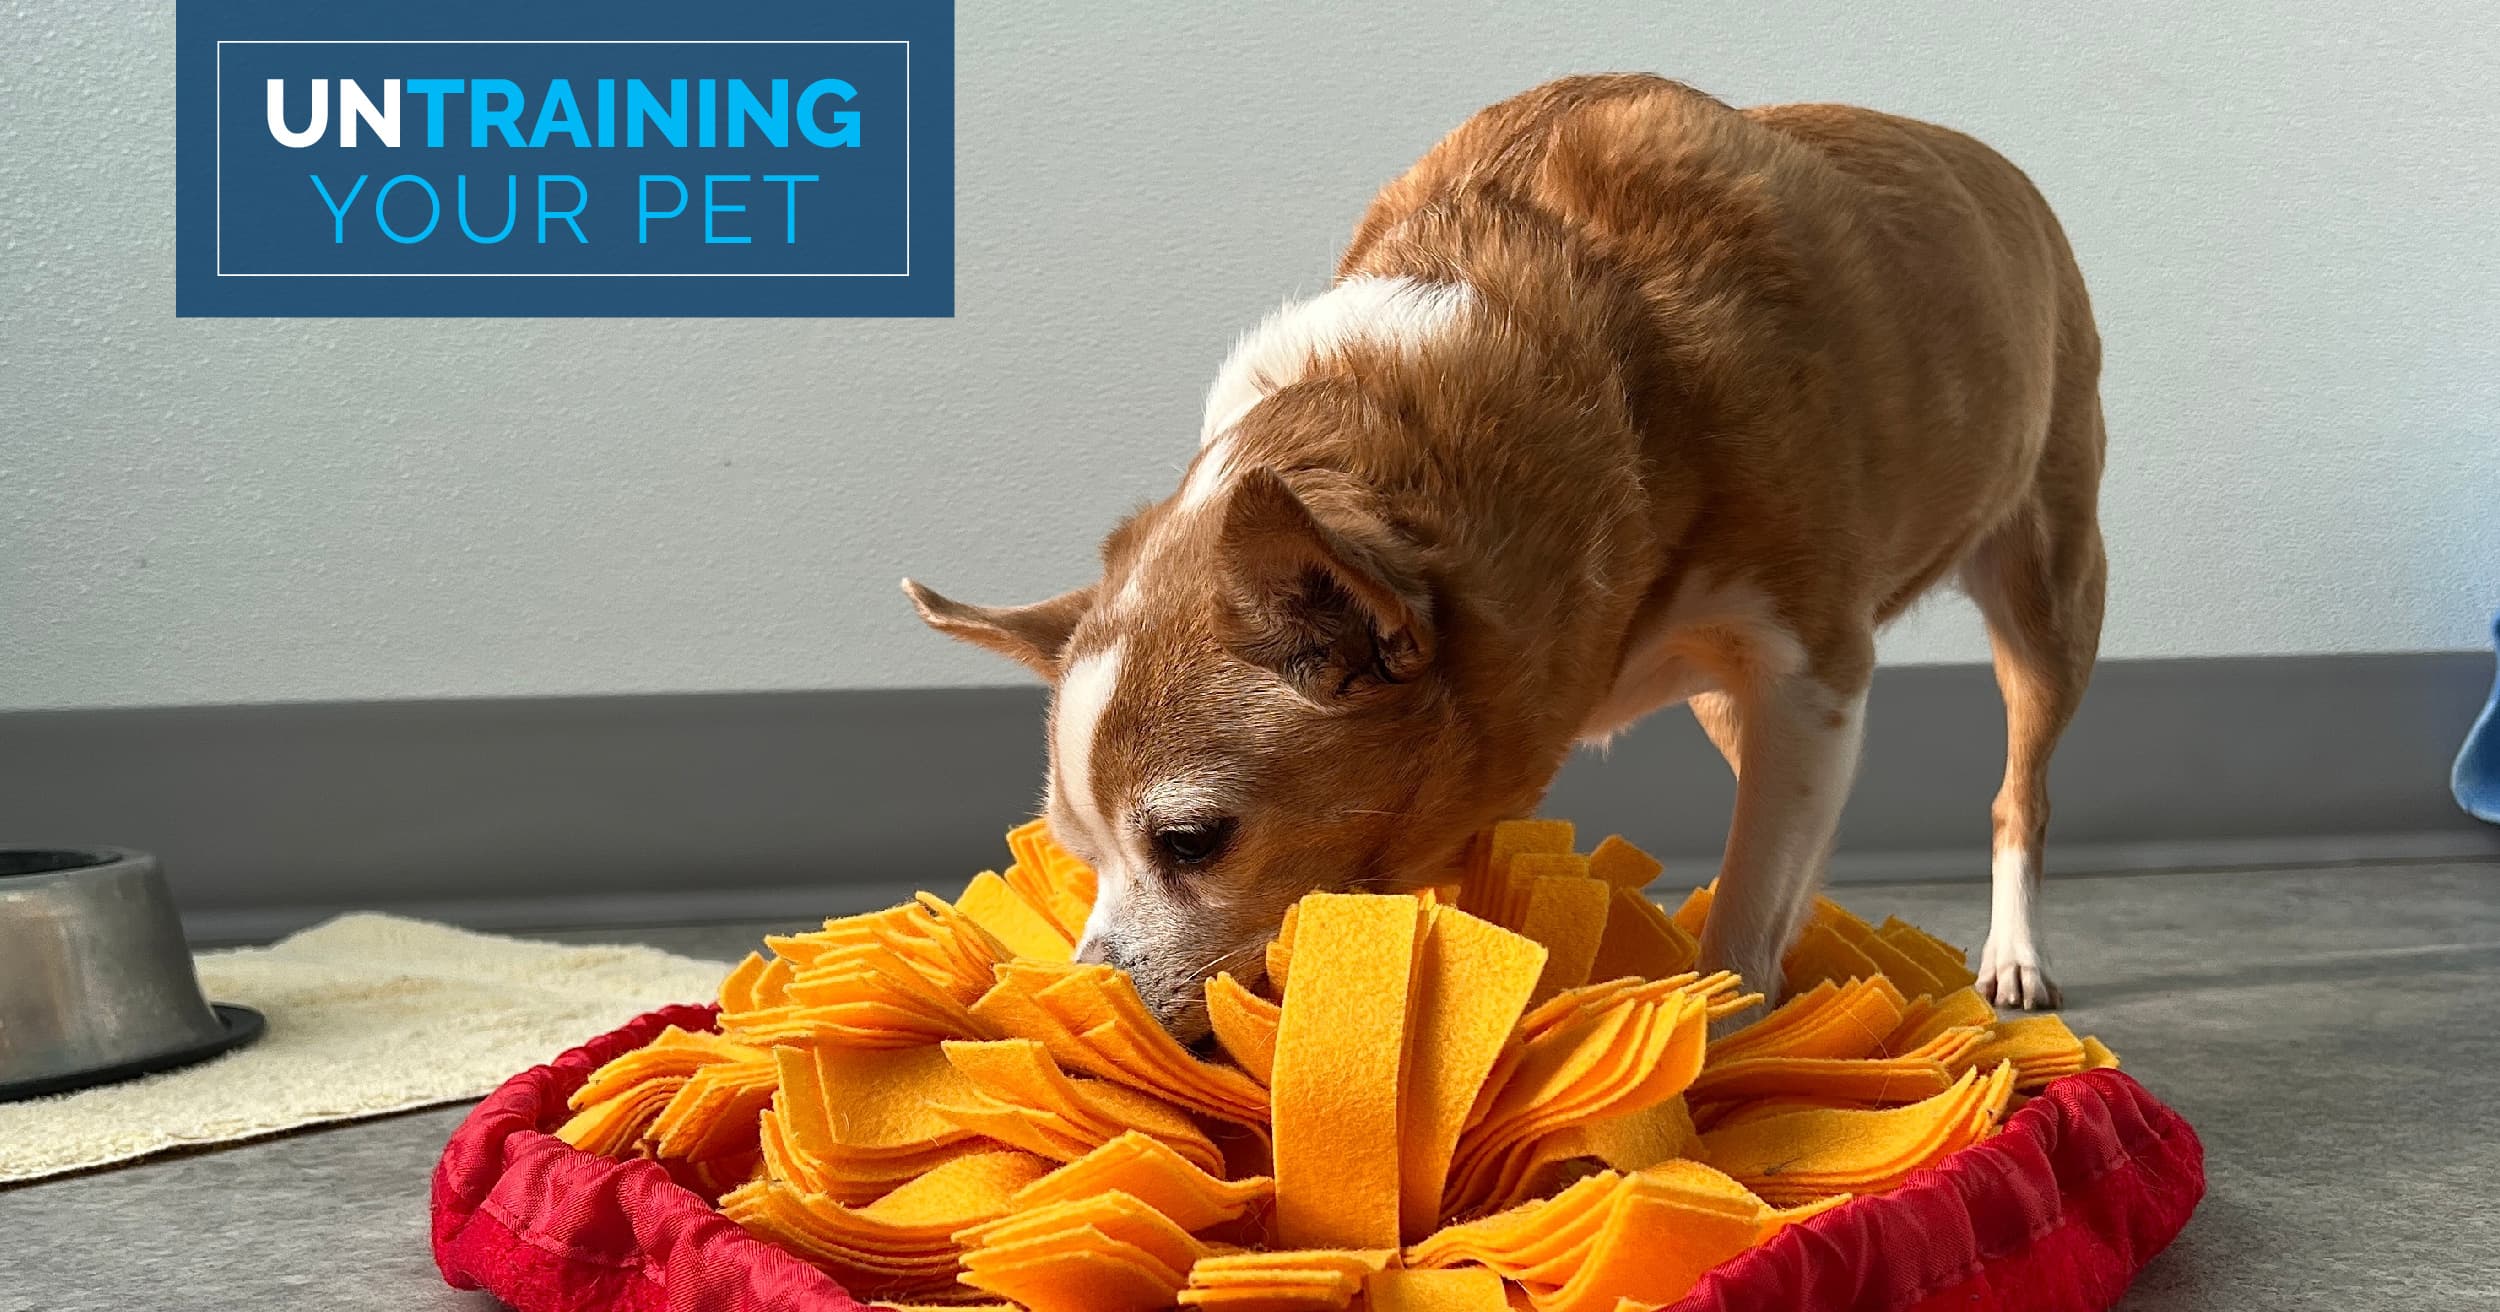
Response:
[433,820,2202,1312]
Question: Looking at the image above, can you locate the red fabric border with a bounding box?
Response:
[430,1003,871,1312]
[432,1007,2202,1312]
[1663,1068,2204,1312]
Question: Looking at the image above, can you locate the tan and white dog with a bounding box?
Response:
[907,75,2106,1039]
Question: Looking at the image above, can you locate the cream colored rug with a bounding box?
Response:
[0,913,728,1185]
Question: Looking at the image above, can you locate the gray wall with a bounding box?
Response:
[5,1,2498,713]
[2,653,2493,943]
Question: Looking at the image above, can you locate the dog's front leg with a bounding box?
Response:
[1695,660,1871,1027]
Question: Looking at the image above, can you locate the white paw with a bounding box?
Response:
[1707,994,1775,1043]
[1977,934,2062,1010]
[1695,944,1782,1039]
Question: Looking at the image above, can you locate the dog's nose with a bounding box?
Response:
[1073,934,1133,974]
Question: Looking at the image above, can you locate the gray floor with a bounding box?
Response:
[4,861,2498,1311]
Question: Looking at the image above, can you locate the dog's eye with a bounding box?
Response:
[1152,818,1236,867]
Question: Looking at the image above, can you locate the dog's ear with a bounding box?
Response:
[901,578,1095,681]
[1214,468,1433,705]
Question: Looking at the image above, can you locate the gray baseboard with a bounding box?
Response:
[3,652,2493,945]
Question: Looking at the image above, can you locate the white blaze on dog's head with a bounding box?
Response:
[1118,275,1476,609]
[1049,641,1131,958]
[1200,276,1480,447]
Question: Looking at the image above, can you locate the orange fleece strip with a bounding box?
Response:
[1585,888,1698,985]
[984,962,1268,1125]
[957,871,1075,961]
[1887,987,1997,1053]
[1699,1064,2016,1205]
[1265,902,1302,995]
[934,1038,1225,1174]
[1270,893,1427,1250]
[717,1148,1053,1299]
[1585,835,1665,890]
[1010,1131,1272,1233]
[1875,916,1979,992]
[568,1027,756,1107]
[1951,1015,2092,1090]
[1688,1054,1959,1105]
[1533,1184,1760,1312]
[1668,884,1714,939]
[1507,1096,1698,1204]
[1448,982,1711,1215]
[1516,869,1612,1005]
[1835,926,1942,997]
[1366,1267,1511,1312]
[1489,819,1579,874]
[1399,904,1548,1240]
[651,1052,779,1161]
[1461,820,1578,927]
[1781,923,1884,994]
[1709,977,1907,1065]
[1204,971,1283,1085]
[960,1234,1186,1312]
[957,1192,1211,1281]
[1004,819,1096,941]
[554,1079,680,1155]
[1180,1249,1397,1310]
[1407,1168,1621,1276]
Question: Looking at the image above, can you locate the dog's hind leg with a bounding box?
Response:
[1963,383,2108,1011]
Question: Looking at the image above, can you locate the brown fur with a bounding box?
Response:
[908,75,2107,1035]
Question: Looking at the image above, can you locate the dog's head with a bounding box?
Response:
[906,444,1529,1040]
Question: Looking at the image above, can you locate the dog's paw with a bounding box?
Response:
[1976,934,2063,1011]
[1695,943,1782,1039]
[1707,995,1775,1042]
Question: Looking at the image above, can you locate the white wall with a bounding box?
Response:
[4,1,2495,712]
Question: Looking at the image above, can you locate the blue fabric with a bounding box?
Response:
[2455,609,2500,824]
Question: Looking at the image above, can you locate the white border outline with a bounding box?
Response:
[214,39,913,278]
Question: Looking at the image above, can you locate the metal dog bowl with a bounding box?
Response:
[0,847,263,1101]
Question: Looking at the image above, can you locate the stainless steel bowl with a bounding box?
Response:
[0,847,263,1100]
